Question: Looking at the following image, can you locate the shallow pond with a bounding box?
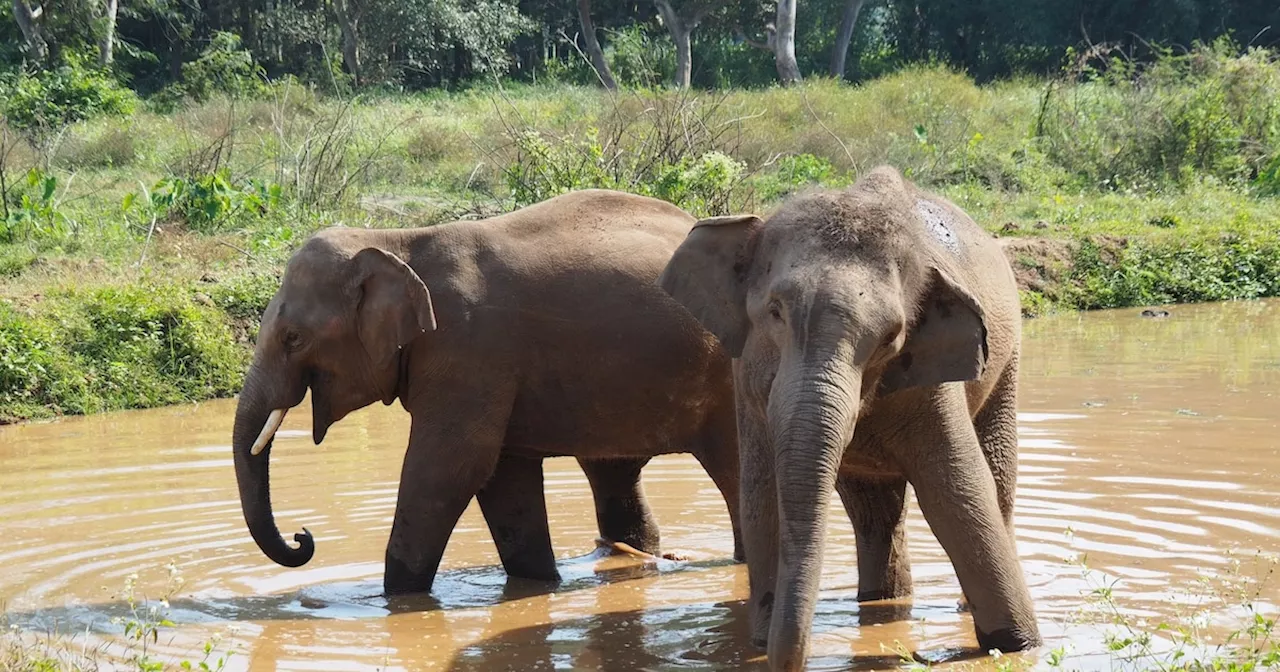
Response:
[2,299,1279,670]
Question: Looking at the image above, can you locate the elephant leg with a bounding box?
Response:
[692,406,745,562]
[898,392,1041,652]
[836,475,912,602]
[384,410,507,596]
[974,358,1021,545]
[578,457,661,555]
[737,401,779,649]
[476,453,559,582]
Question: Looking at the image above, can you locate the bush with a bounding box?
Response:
[1062,231,1280,310]
[504,128,745,216]
[0,54,137,151]
[751,153,849,203]
[605,25,674,89]
[0,284,248,422]
[176,32,269,103]
[1037,39,1280,190]
[145,169,282,233]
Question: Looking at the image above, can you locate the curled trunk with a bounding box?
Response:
[232,368,314,567]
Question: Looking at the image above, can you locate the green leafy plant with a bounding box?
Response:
[0,53,137,155]
[144,170,281,233]
[1,168,70,242]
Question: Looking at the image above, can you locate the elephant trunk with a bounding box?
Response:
[767,357,862,671]
[232,366,315,568]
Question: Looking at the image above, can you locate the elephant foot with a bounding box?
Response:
[504,562,561,583]
[856,586,913,602]
[383,556,436,596]
[976,625,1042,653]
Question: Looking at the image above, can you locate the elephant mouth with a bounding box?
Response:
[247,371,335,455]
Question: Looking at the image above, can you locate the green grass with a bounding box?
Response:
[0,49,1278,422]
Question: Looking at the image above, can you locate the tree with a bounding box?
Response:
[12,0,49,61]
[773,0,800,84]
[827,0,863,78]
[577,0,617,89]
[330,0,362,85]
[98,0,119,64]
[653,0,724,87]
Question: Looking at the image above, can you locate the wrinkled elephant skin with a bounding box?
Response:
[660,167,1041,670]
[232,189,744,595]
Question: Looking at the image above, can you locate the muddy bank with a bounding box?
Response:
[4,232,1280,424]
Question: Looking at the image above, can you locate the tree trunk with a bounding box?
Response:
[98,0,119,65]
[828,0,865,79]
[671,23,692,88]
[653,0,695,88]
[12,0,49,62]
[332,0,361,85]
[773,0,801,85]
[577,0,617,90]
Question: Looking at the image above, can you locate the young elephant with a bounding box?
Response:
[659,167,1040,670]
[232,190,743,595]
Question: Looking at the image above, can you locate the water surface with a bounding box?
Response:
[2,299,1278,670]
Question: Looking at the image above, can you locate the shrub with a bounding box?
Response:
[605,25,674,89]
[178,32,269,103]
[1037,39,1280,190]
[0,284,249,421]
[0,167,70,242]
[751,153,848,203]
[504,128,745,216]
[0,54,137,152]
[145,169,282,233]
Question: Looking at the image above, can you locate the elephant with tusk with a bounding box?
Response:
[232,189,744,593]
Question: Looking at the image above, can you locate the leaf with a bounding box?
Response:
[42,176,56,201]
[122,192,136,211]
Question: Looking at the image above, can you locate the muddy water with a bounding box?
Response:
[2,300,1279,670]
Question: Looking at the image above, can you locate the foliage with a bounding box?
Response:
[174,32,268,103]
[0,55,137,151]
[751,153,849,203]
[0,283,248,423]
[497,91,750,216]
[1062,230,1280,310]
[1,168,69,242]
[143,170,281,233]
[1037,39,1280,190]
[604,25,674,89]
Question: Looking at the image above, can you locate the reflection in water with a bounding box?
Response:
[2,300,1279,670]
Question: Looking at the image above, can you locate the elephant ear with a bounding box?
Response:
[880,266,988,394]
[659,215,763,357]
[350,247,436,384]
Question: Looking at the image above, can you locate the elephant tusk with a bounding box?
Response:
[250,408,288,456]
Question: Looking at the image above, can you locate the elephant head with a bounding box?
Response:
[232,228,436,568]
[659,167,993,668]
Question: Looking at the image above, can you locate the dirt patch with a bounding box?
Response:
[998,237,1075,294]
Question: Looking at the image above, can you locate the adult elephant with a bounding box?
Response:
[659,167,1040,670]
[232,190,743,596]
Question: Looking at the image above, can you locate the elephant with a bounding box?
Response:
[658,166,1041,670]
[231,189,744,596]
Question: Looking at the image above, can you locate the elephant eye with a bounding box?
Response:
[281,330,304,352]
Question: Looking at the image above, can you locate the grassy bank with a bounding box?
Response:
[1,45,1278,423]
